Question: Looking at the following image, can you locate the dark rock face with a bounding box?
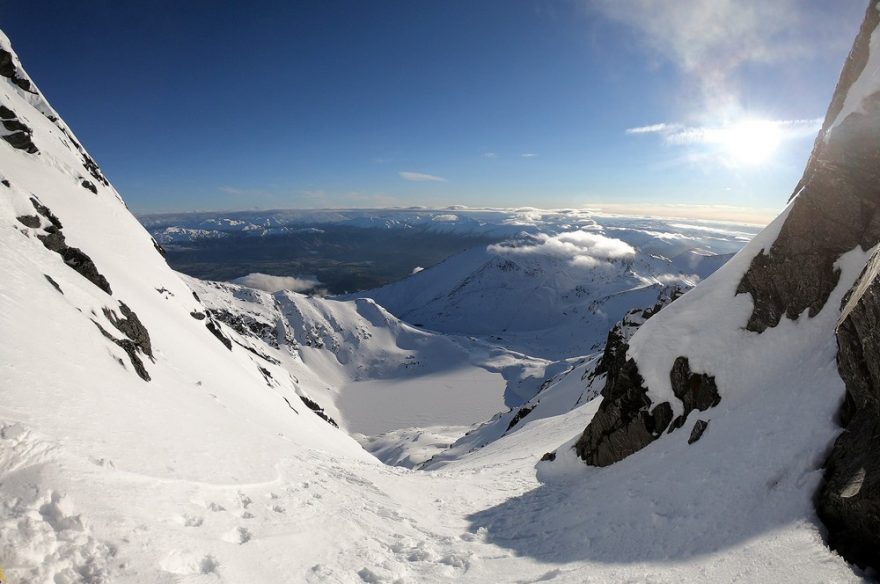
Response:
[205,320,233,350]
[668,357,720,432]
[574,349,674,466]
[0,105,38,154]
[817,250,880,572]
[19,198,112,295]
[16,214,40,228]
[151,238,167,257]
[688,420,709,445]
[93,321,151,382]
[38,230,112,295]
[0,47,36,93]
[44,274,62,293]
[299,394,339,428]
[575,356,719,466]
[736,0,880,333]
[575,288,713,466]
[80,180,97,194]
[29,197,61,228]
[103,302,153,358]
[208,308,279,349]
[506,404,536,432]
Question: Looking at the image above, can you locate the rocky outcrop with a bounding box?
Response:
[299,394,339,428]
[668,357,720,432]
[816,249,880,572]
[575,288,721,466]
[205,319,233,350]
[17,197,112,295]
[1,104,38,154]
[575,288,719,466]
[688,420,709,444]
[0,46,36,93]
[103,302,153,358]
[575,354,673,466]
[736,0,880,333]
[575,353,719,466]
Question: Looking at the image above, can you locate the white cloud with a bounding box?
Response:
[520,153,538,158]
[587,0,856,106]
[399,171,447,182]
[489,230,635,269]
[624,117,823,166]
[483,152,499,159]
[657,118,822,146]
[232,272,322,293]
[625,123,678,135]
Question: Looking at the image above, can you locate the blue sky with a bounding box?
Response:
[1,0,868,219]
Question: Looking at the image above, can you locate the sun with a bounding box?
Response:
[718,119,782,166]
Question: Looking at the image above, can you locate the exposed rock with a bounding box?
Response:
[80,179,97,194]
[92,321,150,382]
[668,357,720,432]
[81,152,108,186]
[299,394,339,428]
[205,320,232,350]
[30,197,61,228]
[16,214,39,228]
[37,229,112,295]
[575,337,674,467]
[103,302,152,358]
[25,199,111,294]
[0,105,38,154]
[736,0,880,333]
[151,238,166,257]
[2,179,9,187]
[0,47,36,93]
[576,289,701,466]
[3,129,38,154]
[816,248,880,572]
[44,274,62,293]
[506,404,535,432]
[2,119,29,133]
[190,310,206,320]
[688,420,709,445]
[208,308,279,348]
[540,451,556,462]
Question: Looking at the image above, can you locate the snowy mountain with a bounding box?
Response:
[184,276,553,447]
[539,0,880,576]
[1,2,878,582]
[354,226,739,359]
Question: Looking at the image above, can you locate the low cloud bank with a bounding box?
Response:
[489,230,635,268]
[233,272,322,293]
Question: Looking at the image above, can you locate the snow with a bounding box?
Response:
[339,367,507,435]
[826,2,880,138]
[0,24,870,584]
[356,226,737,359]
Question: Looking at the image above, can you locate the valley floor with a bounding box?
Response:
[1,391,858,584]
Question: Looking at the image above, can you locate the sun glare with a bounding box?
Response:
[719,119,782,166]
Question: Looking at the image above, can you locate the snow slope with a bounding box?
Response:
[184,276,551,441]
[355,228,739,360]
[0,14,870,584]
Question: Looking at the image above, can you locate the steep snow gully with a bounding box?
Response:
[2,2,880,582]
